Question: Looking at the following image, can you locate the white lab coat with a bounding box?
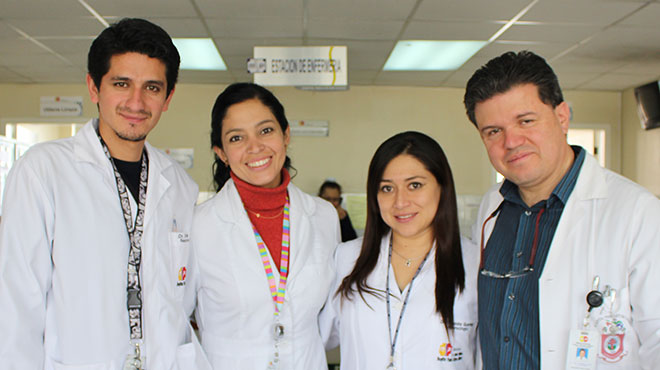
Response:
[319,233,480,370]
[473,153,660,369]
[0,120,210,370]
[191,179,341,369]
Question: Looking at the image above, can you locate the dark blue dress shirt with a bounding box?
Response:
[479,146,585,370]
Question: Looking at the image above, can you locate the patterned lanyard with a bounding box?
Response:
[97,131,148,341]
[385,236,431,370]
[249,197,290,316]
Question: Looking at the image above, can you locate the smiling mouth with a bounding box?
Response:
[247,157,271,168]
[507,151,531,164]
[395,213,416,221]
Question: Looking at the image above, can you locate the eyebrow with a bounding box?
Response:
[380,175,426,182]
[224,119,276,136]
[110,76,165,87]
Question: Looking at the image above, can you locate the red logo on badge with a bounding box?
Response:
[600,334,626,362]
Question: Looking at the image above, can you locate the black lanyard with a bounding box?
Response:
[97,131,148,341]
[385,236,431,369]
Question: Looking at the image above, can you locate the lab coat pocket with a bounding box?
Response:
[170,231,191,301]
[176,324,212,370]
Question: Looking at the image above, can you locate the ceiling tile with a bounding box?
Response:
[307,0,417,20]
[521,0,643,25]
[148,18,210,38]
[414,0,532,21]
[403,20,501,40]
[618,2,660,26]
[499,23,600,44]
[374,71,453,86]
[205,17,303,38]
[0,0,89,18]
[5,18,103,37]
[88,0,198,18]
[178,70,236,84]
[307,19,404,40]
[195,0,303,19]
[215,38,304,57]
[577,73,655,90]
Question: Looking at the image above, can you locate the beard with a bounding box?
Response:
[116,129,148,142]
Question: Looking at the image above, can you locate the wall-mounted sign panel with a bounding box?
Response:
[289,119,329,137]
[40,96,83,116]
[253,46,347,87]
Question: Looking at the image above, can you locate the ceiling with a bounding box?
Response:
[1,0,659,91]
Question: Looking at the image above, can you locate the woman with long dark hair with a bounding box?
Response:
[192,83,341,369]
[320,131,479,369]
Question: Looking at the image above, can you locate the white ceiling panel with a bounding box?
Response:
[37,39,96,56]
[612,58,660,76]
[195,0,303,19]
[216,38,304,57]
[403,20,502,40]
[0,38,54,57]
[0,0,89,18]
[205,17,303,38]
[178,70,235,84]
[11,19,104,38]
[87,0,198,18]
[148,18,209,37]
[552,57,628,74]
[414,0,533,21]
[374,71,453,86]
[10,65,86,83]
[578,73,656,90]
[499,23,601,43]
[521,0,643,25]
[0,66,31,82]
[307,19,404,40]
[619,2,660,25]
[307,0,417,20]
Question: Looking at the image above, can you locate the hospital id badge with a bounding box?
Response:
[566,329,598,370]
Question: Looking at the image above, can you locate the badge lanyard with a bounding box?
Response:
[247,197,290,370]
[97,131,148,370]
[385,236,431,370]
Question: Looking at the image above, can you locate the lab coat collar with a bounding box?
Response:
[213,179,317,224]
[212,179,319,279]
[72,119,173,216]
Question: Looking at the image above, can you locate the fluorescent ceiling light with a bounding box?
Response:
[172,38,227,70]
[383,40,487,71]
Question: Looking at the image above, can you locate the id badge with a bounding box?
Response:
[566,329,598,370]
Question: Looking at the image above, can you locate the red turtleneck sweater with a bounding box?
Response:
[231,170,290,269]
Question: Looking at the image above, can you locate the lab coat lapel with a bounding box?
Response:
[287,184,314,281]
[73,119,118,192]
[143,142,171,231]
[215,180,277,278]
[542,154,607,279]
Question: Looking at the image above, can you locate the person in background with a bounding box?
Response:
[0,18,209,369]
[319,180,358,242]
[464,50,660,369]
[192,82,341,369]
[320,131,480,370]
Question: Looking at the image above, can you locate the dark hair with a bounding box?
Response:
[87,18,180,98]
[463,50,564,126]
[210,83,292,191]
[337,131,465,333]
[318,180,342,196]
